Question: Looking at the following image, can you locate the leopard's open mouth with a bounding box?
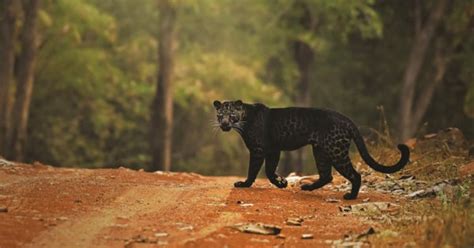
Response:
[220,126,231,132]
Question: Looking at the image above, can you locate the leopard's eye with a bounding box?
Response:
[230,114,238,122]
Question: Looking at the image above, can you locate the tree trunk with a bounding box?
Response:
[398,0,447,142]
[281,1,316,175]
[292,40,314,174]
[0,0,17,155]
[411,40,450,132]
[8,0,40,161]
[150,0,176,171]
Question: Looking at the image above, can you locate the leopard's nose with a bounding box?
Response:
[221,122,230,128]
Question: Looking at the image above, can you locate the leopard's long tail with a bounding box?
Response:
[352,128,409,174]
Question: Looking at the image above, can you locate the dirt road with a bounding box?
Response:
[0,163,399,247]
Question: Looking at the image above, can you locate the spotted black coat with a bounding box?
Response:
[213,100,409,199]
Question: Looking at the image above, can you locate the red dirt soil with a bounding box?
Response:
[0,163,399,248]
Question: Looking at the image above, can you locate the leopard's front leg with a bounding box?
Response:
[264,151,287,188]
[234,150,264,188]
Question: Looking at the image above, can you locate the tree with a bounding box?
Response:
[280,1,316,176]
[276,0,382,175]
[150,0,176,171]
[0,0,17,155]
[7,0,41,161]
[292,2,316,175]
[398,0,448,142]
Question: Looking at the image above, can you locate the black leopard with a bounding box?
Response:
[213,100,410,200]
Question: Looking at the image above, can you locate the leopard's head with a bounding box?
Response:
[213,100,246,132]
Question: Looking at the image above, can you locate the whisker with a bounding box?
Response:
[232,125,244,136]
[212,126,219,137]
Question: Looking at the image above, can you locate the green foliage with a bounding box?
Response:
[29,0,153,167]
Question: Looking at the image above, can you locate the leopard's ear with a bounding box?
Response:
[213,100,222,109]
[235,100,243,107]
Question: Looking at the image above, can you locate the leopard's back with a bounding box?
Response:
[266,107,356,151]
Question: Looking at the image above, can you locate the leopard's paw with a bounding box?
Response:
[273,176,288,188]
[343,193,357,200]
[234,181,252,188]
[300,183,314,191]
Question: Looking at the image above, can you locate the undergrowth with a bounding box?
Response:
[360,109,473,247]
[369,177,473,247]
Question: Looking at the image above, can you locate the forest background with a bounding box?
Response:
[0,0,473,176]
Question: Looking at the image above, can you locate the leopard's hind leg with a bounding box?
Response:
[301,146,333,191]
[334,159,361,200]
[332,153,361,200]
[322,128,361,200]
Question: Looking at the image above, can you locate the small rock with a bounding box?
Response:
[325,198,341,203]
[233,223,281,235]
[154,232,169,238]
[339,202,399,214]
[240,203,254,207]
[0,158,15,166]
[276,234,286,239]
[407,190,425,198]
[301,234,313,239]
[286,217,303,226]
[392,189,405,195]
[407,188,438,199]
[339,206,352,212]
[179,225,193,231]
[0,206,8,213]
[237,201,254,207]
[399,175,415,180]
[57,216,68,221]
[362,198,370,202]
